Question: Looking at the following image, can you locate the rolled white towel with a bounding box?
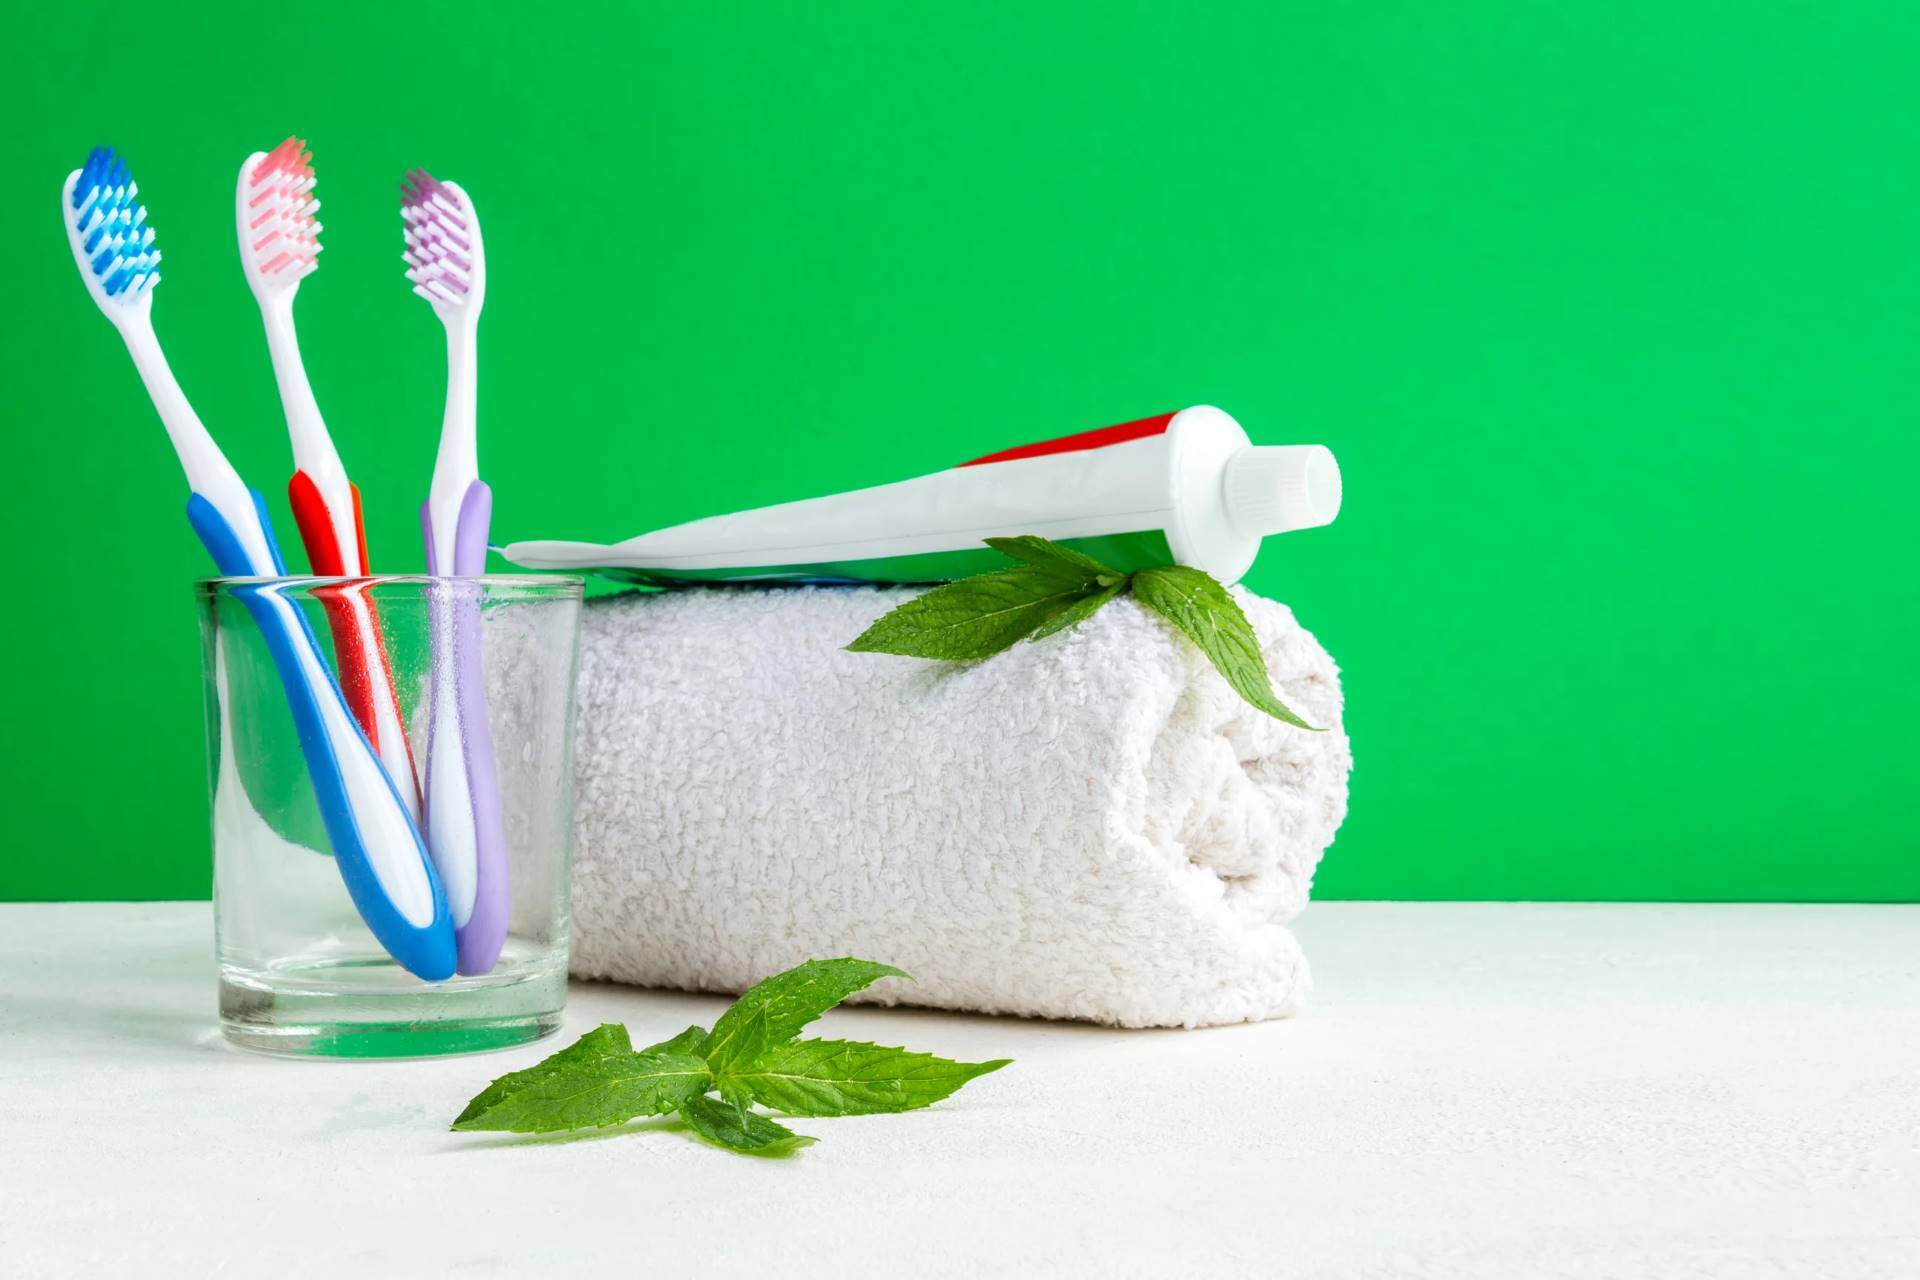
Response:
[523,584,1350,1028]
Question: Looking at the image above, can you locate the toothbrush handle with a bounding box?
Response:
[288,472,422,824]
[191,487,455,981]
[422,479,510,975]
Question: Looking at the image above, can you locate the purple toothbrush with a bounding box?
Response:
[403,169,508,975]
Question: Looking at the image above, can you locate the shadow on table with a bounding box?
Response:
[7,923,216,1058]
[439,1114,684,1154]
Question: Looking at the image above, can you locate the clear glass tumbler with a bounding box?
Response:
[197,573,583,1058]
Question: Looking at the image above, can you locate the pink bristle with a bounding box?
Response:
[248,135,322,280]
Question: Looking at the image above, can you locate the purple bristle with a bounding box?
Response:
[400,168,475,304]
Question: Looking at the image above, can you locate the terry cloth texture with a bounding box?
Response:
[522,584,1350,1028]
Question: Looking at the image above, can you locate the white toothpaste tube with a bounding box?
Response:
[505,405,1341,586]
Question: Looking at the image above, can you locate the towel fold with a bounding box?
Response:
[526,584,1350,1028]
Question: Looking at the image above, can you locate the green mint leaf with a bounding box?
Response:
[845,567,1107,660]
[678,1095,817,1157]
[716,1077,757,1123]
[984,535,1119,581]
[702,958,908,1076]
[1131,566,1319,730]
[453,1023,633,1128]
[450,1048,711,1134]
[731,1039,1012,1117]
[1027,578,1126,642]
[640,1025,708,1056]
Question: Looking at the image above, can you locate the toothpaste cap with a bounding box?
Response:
[1223,444,1343,536]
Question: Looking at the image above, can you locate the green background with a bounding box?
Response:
[2,2,1913,902]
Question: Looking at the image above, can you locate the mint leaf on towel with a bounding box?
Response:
[1132,566,1317,730]
[679,1095,817,1156]
[450,1047,712,1134]
[450,957,1007,1157]
[992,535,1125,641]
[728,1039,1012,1117]
[1027,578,1125,642]
[846,535,1318,727]
[983,535,1124,586]
[703,957,907,1075]
[845,566,1108,660]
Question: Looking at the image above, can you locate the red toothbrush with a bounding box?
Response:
[238,137,421,820]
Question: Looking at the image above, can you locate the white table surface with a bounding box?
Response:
[2,902,1916,1278]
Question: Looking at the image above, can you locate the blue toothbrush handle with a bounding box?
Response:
[190,489,456,981]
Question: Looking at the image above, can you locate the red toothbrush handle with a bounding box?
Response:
[288,473,420,801]
[289,470,350,576]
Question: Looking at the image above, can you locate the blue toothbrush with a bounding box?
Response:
[60,147,456,981]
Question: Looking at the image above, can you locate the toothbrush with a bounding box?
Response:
[402,168,508,976]
[238,137,421,825]
[63,147,456,982]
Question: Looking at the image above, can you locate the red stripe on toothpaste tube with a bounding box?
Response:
[503,406,1342,586]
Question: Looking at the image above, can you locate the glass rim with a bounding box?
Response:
[195,572,585,600]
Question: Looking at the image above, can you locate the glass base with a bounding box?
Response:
[219,947,568,1059]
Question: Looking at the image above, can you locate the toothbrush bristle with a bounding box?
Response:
[399,168,473,306]
[70,146,161,300]
[246,136,323,284]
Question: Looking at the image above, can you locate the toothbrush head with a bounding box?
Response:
[239,136,323,300]
[62,146,161,318]
[400,168,485,318]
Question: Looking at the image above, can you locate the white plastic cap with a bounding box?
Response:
[1222,444,1342,536]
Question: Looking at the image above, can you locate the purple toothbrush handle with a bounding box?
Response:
[423,479,509,975]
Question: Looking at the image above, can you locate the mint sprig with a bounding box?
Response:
[984,534,1127,582]
[842,565,1096,660]
[703,957,906,1075]
[450,1046,711,1136]
[845,536,1319,728]
[1131,566,1315,730]
[728,1038,1010,1116]
[452,1021,634,1128]
[451,958,1011,1157]
[680,1095,816,1157]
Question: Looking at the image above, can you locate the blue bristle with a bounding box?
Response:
[71,145,159,298]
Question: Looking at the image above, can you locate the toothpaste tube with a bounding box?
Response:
[505,405,1341,586]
